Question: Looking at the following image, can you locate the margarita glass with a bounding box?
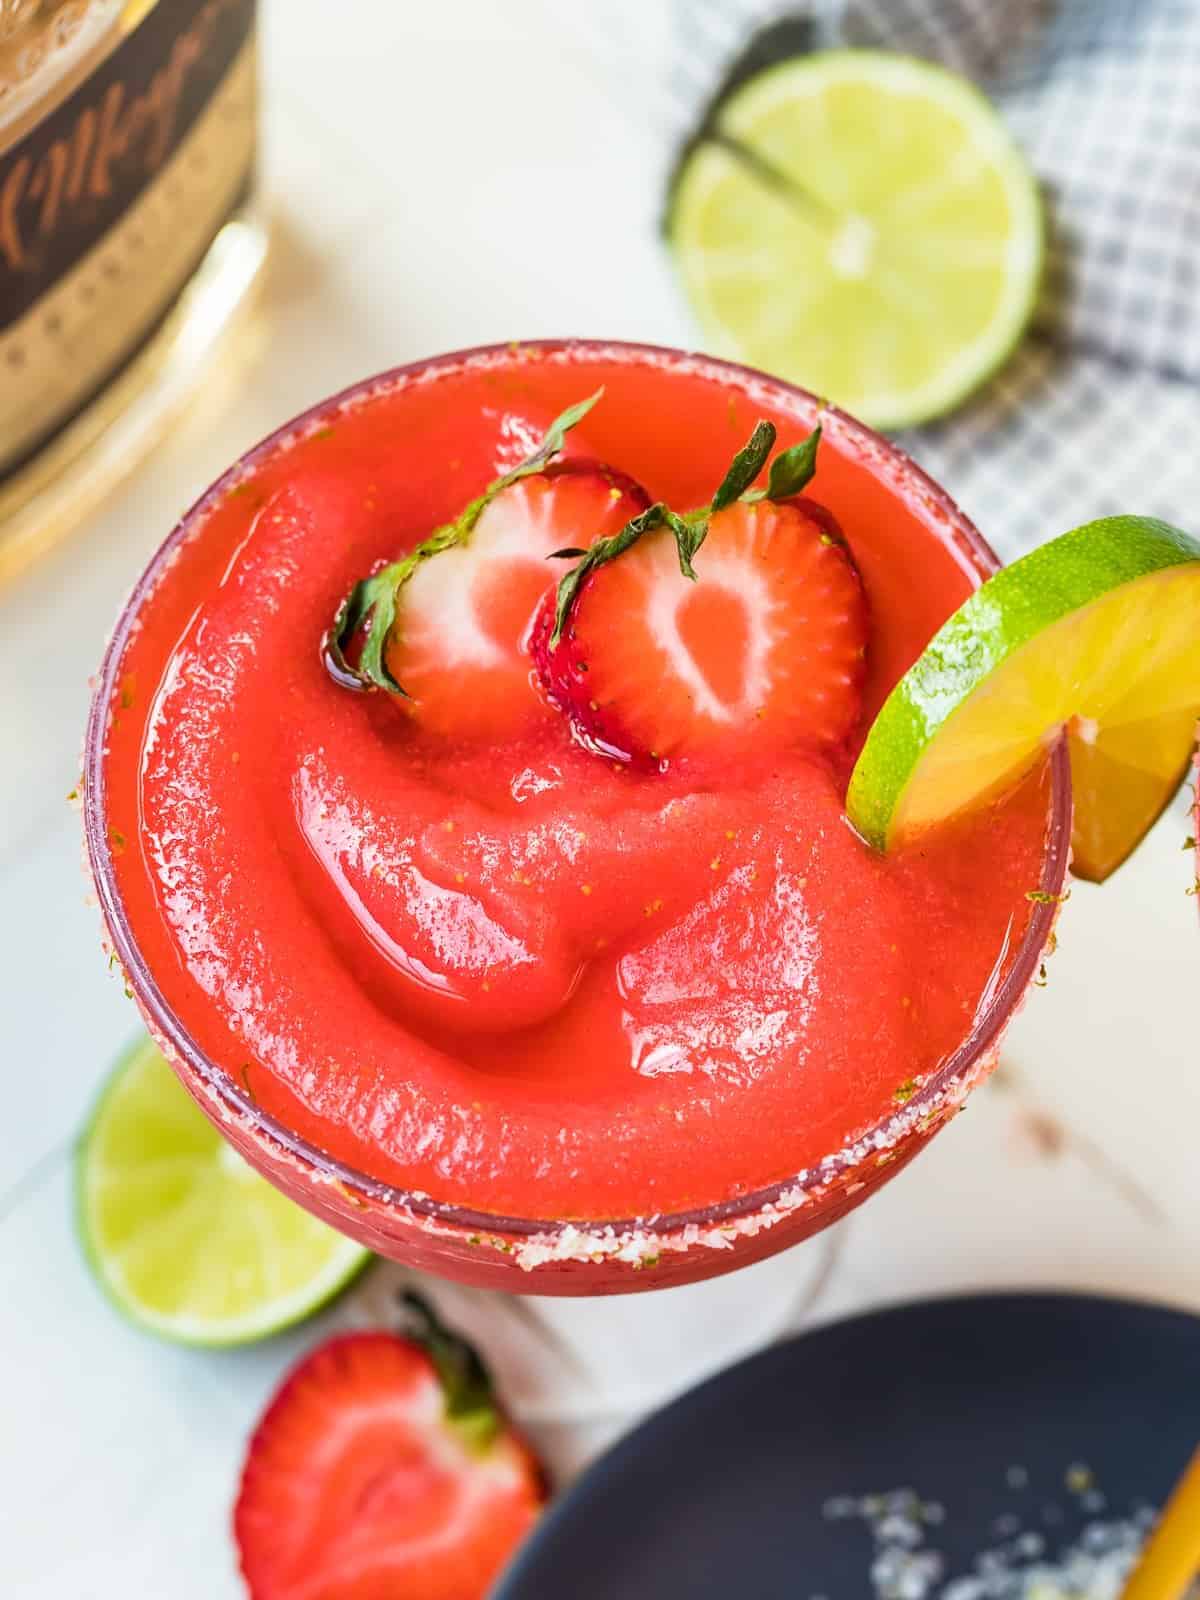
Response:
[84,340,1070,1296]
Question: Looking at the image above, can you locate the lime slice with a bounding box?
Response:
[668,51,1042,428]
[77,1037,370,1345]
[846,516,1200,882]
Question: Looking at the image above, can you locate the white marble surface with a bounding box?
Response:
[2,4,1198,1595]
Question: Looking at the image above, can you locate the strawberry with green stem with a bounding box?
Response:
[234,1292,545,1600]
[531,419,868,769]
[325,391,650,739]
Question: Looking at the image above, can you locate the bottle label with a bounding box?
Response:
[0,0,257,476]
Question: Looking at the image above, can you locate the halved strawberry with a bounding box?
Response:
[532,460,868,768]
[234,1296,545,1600]
[325,390,648,739]
[387,459,648,738]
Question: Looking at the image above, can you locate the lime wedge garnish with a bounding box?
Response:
[846,517,1200,881]
[668,51,1042,428]
[76,1037,369,1346]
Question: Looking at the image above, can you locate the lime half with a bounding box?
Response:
[668,51,1042,428]
[77,1037,370,1346]
[847,517,1200,881]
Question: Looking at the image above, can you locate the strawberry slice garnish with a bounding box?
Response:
[388,459,648,738]
[234,1295,545,1600]
[532,422,868,768]
[325,391,648,739]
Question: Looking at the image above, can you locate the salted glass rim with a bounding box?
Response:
[84,337,1072,1241]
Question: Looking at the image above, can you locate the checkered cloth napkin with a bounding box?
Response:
[573,0,1200,560]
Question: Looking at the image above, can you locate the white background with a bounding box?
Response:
[2,4,1198,1595]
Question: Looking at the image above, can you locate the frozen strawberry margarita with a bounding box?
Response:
[86,341,1068,1291]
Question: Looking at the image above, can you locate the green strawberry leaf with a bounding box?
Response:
[665,507,709,579]
[398,1291,500,1453]
[764,423,822,501]
[710,419,776,511]
[511,390,604,481]
[325,389,604,694]
[328,566,406,694]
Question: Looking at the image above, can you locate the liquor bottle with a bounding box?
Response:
[0,0,264,580]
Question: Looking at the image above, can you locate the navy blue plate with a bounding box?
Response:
[495,1293,1200,1599]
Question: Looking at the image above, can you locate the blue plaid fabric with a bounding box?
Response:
[613,0,1200,558]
